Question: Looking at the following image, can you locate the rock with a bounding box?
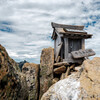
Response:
[80,57,100,99]
[74,66,81,71]
[0,44,28,100]
[39,47,54,99]
[41,74,80,100]
[41,57,100,100]
[54,65,66,74]
[52,78,59,84]
[22,63,39,100]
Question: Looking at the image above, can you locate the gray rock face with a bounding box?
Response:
[22,63,40,100]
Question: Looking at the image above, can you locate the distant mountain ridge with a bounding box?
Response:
[18,60,28,71]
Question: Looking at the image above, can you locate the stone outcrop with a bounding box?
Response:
[39,47,54,99]
[79,57,100,100]
[0,44,100,100]
[41,74,80,100]
[22,63,39,100]
[0,44,28,100]
[41,57,100,100]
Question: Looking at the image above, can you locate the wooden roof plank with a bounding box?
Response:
[51,22,84,30]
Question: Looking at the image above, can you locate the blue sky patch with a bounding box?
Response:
[0,26,14,33]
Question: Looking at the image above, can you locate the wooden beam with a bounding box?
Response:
[65,67,70,77]
[63,34,92,39]
[65,64,75,77]
[54,39,56,58]
[82,39,85,50]
[54,65,66,74]
[61,40,64,60]
[54,62,69,67]
[56,56,60,63]
[71,49,96,59]
[64,38,68,59]
[55,42,63,61]
[51,22,84,30]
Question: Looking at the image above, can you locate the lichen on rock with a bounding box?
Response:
[39,47,54,99]
[41,57,100,100]
[79,57,100,100]
[0,44,28,100]
[22,63,40,100]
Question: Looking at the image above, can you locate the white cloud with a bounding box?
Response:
[0,0,100,63]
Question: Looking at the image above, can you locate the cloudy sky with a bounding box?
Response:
[0,0,100,63]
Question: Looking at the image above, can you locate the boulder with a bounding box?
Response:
[39,47,54,99]
[80,57,100,100]
[22,63,39,100]
[41,74,80,100]
[0,44,28,100]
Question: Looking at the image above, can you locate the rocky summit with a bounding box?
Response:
[0,44,100,100]
[41,57,100,100]
[0,44,28,100]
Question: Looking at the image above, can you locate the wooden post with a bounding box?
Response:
[60,38,64,60]
[54,39,56,57]
[64,38,68,60]
[82,39,85,50]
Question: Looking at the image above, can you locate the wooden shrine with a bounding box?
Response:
[51,22,95,64]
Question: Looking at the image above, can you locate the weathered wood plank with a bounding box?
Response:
[63,53,83,64]
[55,42,63,61]
[61,32,92,38]
[61,43,64,59]
[54,62,69,67]
[64,38,68,59]
[60,73,65,80]
[82,39,85,50]
[56,56,60,63]
[71,49,95,59]
[51,22,84,30]
[70,64,75,69]
[65,67,70,77]
[54,29,92,39]
[64,28,87,34]
[54,65,66,74]
[54,39,56,57]
[65,64,75,77]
